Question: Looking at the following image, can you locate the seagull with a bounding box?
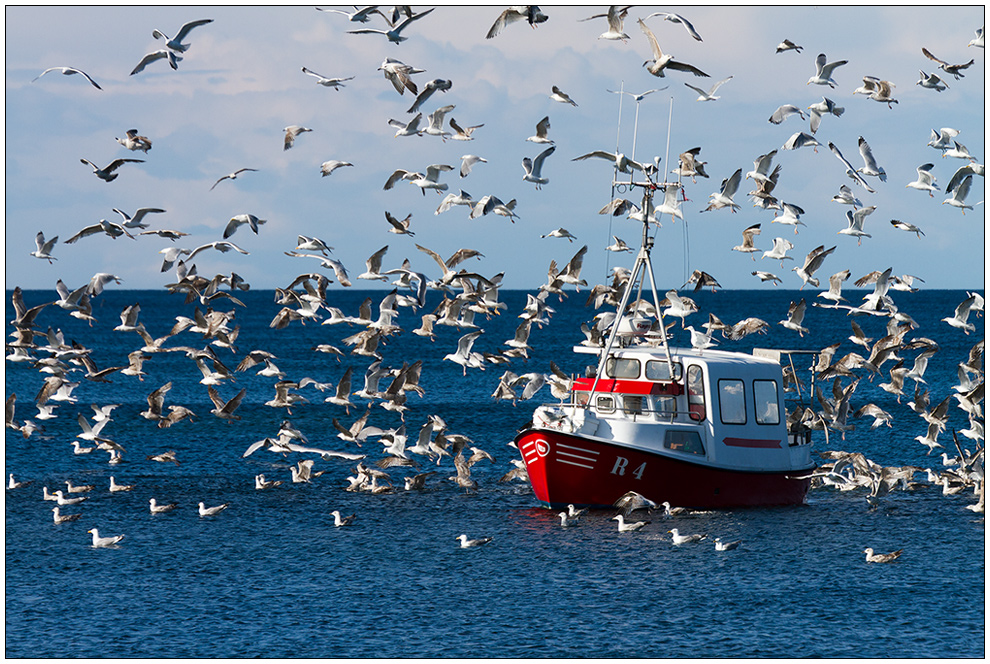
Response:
[917,70,949,92]
[88,528,124,548]
[607,87,667,102]
[330,510,356,527]
[807,97,844,134]
[30,231,58,263]
[779,299,809,336]
[300,67,354,89]
[449,117,483,141]
[572,150,643,173]
[522,145,555,189]
[64,219,134,243]
[639,18,710,78]
[928,127,960,151]
[942,175,975,214]
[32,66,101,90]
[684,325,717,351]
[793,245,836,289]
[347,7,435,43]
[425,104,455,138]
[152,18,213,52]
[817,269,851,303]
[775,39,803,53]
[969,26,984,48]
[945,162,983,194]
[485,6,548,39]
[129,49,181,75]
[831,184,863,208]
[115,129,153,152]
[605,236,633,252]
[905,164,938,196]
[921,47,975,79]
[612,514,649,532]
[943,141,977,161]
[541,228,576,242]
[644,11,704,41]
[684,76,732,101]
[839,206,876,245]
[704,168,741,212]
[198,501,229,517]
[223,213,266,239]
[558,511,581,527]
[444,330,485,375]
[942,294,977,334]
[828,142,876,193]
[864,547,902,563]
[807,53,848,87]
[715,538,742,551]
[526,115,553,144]
[731,224,762,259]
[752,271,781,284]
[456,534,493,548]
[210,168,258,191]
[669,528,706,544]
[856,136,886,181]
[406,78,452,114]
[388,113,424,137]
[768,104,805,125]
[889,219,925,238]
[52,507,82,524]
[581,5,630,41]
[549,85,577,106]
[613,491,658,516]
[772,202,807,233]
[112,207,164,230]
[316,6,387,22]
[781,132,820,152]
[79,158,144,182]
[853,76,898,107]
[320,160,353,177]
[378,57,424,95]
[109,476,134,492]
[283,125,313,151]
[459,155,487,178]
[207,386,247,421]
[149,498,178,513]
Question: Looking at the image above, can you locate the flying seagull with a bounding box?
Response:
[32,66,101,90]
[347,7,435,43]
[210,168,258,191]
[639,18,709,78]
[152,18,213,52]
[486,6,548,39]
[807,53,848,87]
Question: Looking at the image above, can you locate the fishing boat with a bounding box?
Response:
[515,112,819,509]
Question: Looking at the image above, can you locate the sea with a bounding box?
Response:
[4,286,985,658]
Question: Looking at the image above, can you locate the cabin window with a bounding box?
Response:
[645,360,682,381]
[605,357,641,379]
[622,395,643,414]
[687,365,706,421]
[754,380,780,425]
[664,430,705,455]
[596,395,615,414]
[718,379,747,424]
[655,396,677,415]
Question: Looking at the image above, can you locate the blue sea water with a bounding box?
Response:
[5,286,985,658]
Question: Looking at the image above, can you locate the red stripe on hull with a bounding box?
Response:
[516,428,811,510]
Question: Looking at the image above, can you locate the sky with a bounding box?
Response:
[4,5,986,295]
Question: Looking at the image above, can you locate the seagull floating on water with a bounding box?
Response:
[864,547,902,563]
[456,533,493,548]
[88,528,124,548]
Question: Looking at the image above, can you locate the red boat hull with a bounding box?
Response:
[516,428,811,509]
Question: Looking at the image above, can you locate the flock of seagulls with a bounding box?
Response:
[9,7,985,559]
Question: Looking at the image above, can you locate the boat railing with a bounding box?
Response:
[538,399,705,426]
